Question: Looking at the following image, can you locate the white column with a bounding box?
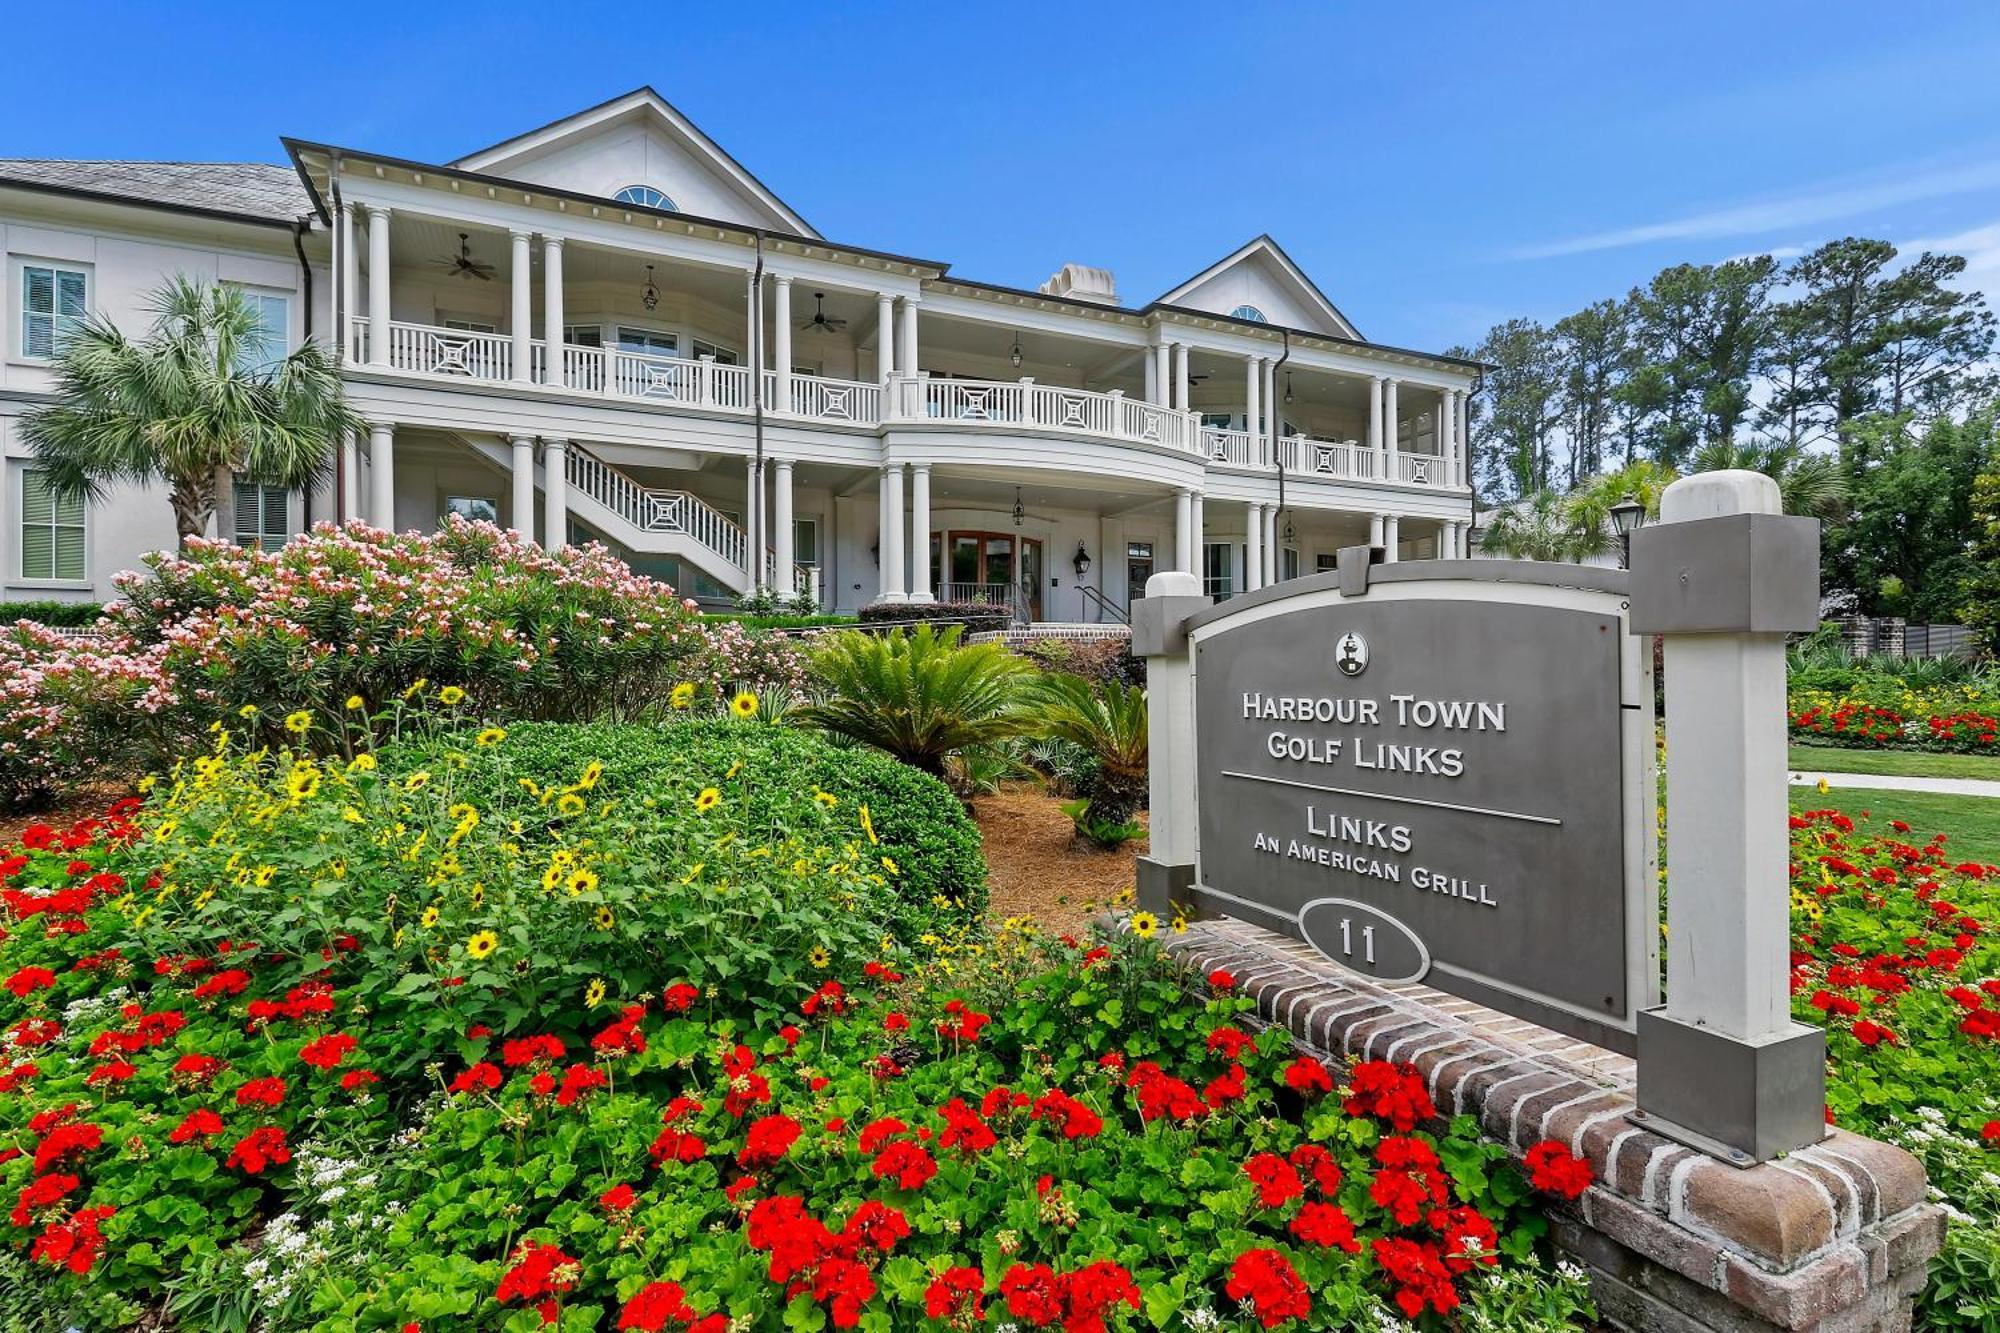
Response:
[876,477,891,601]
[1382,514,1400,563]
[508,231,534,383]
[510,435,535,542]
[1153,343,1171,406]
[1245,503,1264,592]
[876,294,896,384]
[1265,359,1281,454]
[772,276,793,413]
[908,463,932,602]
[542,238,566,388]
[774,460,795,597]
[1458,392,1472,487]
[1244,356,1263,463]
[1657,472,1791,1041]
[338,202,357,362]
[365,206,391,367]
[1368,513,1385,548]
[896,297,919,378]
[1173,343,1190,411]
[1143,347,1159,404]
[881,464,906,599]
[745,456,762,592]
[1266,507,1281,584]
[1367,374,1384,457]
[1383,379,1401,480]
[542,439,568,551]
[1438,389,1456,485]
[339,431,359,522]
[1174,487,1194,573]
[1190,492,1205,566]
[368,423,395,528]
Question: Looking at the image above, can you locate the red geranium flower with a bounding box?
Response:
[1523,1139,1593,1199]
[495,1239,580,1327]
[1284,1056,1334,1096]
[600,1182,637,1214]
[167,1108,225,1145]
[1290,1200,1360,1251]
[871,1139,937,1191]
[925,1266,986,1321]
[226,1125,291,1175]
[299,1032,357,1070]
[450,1061,503,1094]
[1242,1152,1304,1208]
[235,1076,286,1108]
[1342,1060,1436,1129]
[739,1113,803,1167]
[1225,1249,1311,1328]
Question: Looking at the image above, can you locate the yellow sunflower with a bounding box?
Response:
[694,787,721,812]
[593,905,615,931]
[584,978,608,1008]
[568,868,600,896]
[284,710,313,734]
[465,930,499,960]
[438,685,466,706]
[578,761,604,790]
[347,753,377,773]
[345,695,366,711]
[237,704,259,719]
[404,772,431,792]
[808,945,832,969]
[1129,911,1159,939]
[402,678,429,700]
[557,792,587,817]
[813,790,837,808]
[420,905,440,928]
[729,691,759,720]
[669,682,696,710]
[476,726,507,747]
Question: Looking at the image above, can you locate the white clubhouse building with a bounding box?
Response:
[0,88,1478,620]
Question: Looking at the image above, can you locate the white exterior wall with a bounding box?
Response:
[0,199,327,602]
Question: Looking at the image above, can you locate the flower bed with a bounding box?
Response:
[1788,808,2000,1325]
[0,745,1597,1329]
[1788,683,2000,753]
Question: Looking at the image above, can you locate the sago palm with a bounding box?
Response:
[1029,672,1149,825]
[23,275,361,549]
[794,624,1035,776]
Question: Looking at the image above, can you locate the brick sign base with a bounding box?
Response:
[1164,920,1943,1333]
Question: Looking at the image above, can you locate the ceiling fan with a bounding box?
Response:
[800,292,847,334]
[433,233,495,281]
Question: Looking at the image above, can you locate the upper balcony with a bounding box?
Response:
[334,208,1465,492]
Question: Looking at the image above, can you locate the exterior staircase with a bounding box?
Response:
[461,438,808,597]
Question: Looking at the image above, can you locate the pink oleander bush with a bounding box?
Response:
[0,520,806,803]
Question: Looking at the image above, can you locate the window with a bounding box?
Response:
[445,495,499,524]
[1229,304,1267,323]
[20,470,85,580]
[793,517,820,567]
[21,265,88,359]
[1280,546,1300,581]
[689,337,737,365]
[232,483,293,550]
[1203,541,1234,601]
[441,318,496,333]
[232,289,289,372]
[1316,553,1340,574]
[613,185,675,211]
[565,324,604,348]
[616,326,677,357]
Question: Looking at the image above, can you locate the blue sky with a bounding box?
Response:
[7,1,2000,353]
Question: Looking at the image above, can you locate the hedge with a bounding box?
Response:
[858,599,1012,635]
[0,599,103,629]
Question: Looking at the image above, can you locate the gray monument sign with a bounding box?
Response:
[1139,552,1659,1053]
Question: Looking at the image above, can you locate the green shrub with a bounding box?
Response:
[0,599,103,629]
[796,624,1035,776]
[391,718,988,936]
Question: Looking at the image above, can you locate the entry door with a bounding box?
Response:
[1019,539,1043,621]
[1126,542,1155,607]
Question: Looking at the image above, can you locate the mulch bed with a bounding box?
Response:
[0,784,133,848]
[971,780,1147,934]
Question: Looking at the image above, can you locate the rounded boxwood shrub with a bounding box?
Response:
[394,718,988,936]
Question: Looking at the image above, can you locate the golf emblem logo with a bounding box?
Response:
[1335,630,1369,677]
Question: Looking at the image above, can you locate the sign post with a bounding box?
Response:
[1628,470,1826,1164]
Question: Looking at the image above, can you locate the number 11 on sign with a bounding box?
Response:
[1339,918,1376,965]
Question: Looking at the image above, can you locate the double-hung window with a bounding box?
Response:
[689,337,737,365]
[21,469,85,580]
[21,265,88,360]
[232,482,293,550]
[234,289,290,372]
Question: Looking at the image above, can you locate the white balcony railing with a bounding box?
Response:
[349,317,1457,486]
[902,377,1195,452]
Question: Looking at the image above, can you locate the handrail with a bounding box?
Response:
[1076,584,1131,626]
[900,377,1198,453]
[565,445,748,571]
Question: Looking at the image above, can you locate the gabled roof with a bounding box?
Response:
[447,86,819,240]
[1155,234,1362,341]
[0,159,310,227]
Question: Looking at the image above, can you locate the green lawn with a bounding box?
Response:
[1790,785,2000,864]
[1788,743,2000,782]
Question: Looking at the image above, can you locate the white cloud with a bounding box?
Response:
[1510,160,2000,260]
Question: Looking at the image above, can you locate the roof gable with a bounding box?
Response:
[1156,235,1360,339]
[450,88,817,238]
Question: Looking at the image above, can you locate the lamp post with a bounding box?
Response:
[1610,493,1646,569]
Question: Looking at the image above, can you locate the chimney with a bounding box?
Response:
[1038,263,1117,305]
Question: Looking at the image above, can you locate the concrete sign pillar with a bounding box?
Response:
[1629,470,1826,1164]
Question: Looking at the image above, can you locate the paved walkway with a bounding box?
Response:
[1788,768,2000,799]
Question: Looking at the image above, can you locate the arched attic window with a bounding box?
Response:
[614,184,675,211]
[1230,304,1268,323]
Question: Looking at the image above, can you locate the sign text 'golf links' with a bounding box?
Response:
[1185,563,1657,1051]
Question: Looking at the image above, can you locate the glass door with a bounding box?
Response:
[1126,541,1154,608]
[1019,539,1043,622]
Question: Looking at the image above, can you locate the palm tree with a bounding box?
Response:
[23,275,361,549]
[1566,459,1678,551]
[793,624,1035,777]
[1477,488,1612,563]
[1689,438,1847,519]
[1028,672,1149,827]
